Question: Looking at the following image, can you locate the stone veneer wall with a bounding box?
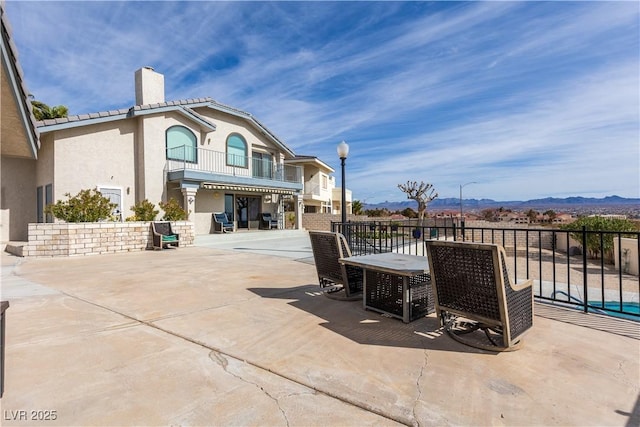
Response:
[22,221,194,257]
[302,213,369,231]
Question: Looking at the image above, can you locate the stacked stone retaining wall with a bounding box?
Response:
[21,221,194,257]
[302,213,369,231]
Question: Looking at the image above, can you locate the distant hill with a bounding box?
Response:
[363,195,640,212]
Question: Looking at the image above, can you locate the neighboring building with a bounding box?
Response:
[285,155,334,213]
[284,155,353,215]
[1,5,40,241]
[33,67,304,235]
[331,186,353,216]
[551,213,574,224]
[497,212,529,224]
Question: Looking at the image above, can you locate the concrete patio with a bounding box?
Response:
[1,231,639,426]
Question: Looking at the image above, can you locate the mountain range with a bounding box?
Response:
[363,195,640,212]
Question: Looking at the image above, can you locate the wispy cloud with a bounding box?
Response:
[6,1,638,202]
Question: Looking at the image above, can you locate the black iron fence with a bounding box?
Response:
[332,220,640,321]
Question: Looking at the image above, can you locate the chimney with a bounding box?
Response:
[134,66,165,105]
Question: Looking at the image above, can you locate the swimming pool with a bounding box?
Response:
[587,301,640,321]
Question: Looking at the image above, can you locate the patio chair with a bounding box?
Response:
[425,240,534,351]
[151,222,179,250]
[212,212,234,233]
[260,212,278,230]
[309,231,363,300]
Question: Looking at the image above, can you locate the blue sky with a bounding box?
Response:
[6,1,639,203]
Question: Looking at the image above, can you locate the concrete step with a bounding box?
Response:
[194,229,308,245]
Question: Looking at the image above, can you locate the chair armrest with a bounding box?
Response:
[509,278,533,292]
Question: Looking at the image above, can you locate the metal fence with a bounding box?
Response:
[332,220,640,321]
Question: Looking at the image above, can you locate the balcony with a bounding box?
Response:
[165,146,303,192]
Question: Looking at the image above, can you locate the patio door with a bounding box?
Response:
[236,196,261,229]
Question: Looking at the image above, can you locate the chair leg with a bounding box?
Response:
[443,315,523,352]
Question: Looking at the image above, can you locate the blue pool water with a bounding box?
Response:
[588,301,640,321]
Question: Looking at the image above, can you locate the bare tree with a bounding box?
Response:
[397,181,438,226]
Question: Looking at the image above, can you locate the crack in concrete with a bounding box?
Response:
[209,350,290,427]
[48,289,411,426]
[412,350,429,427]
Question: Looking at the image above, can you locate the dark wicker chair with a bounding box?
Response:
[260,213,278,229]
[212,212,234,233]
[425,240,533,351]
[309,231,363,300]
[151,222,179,250]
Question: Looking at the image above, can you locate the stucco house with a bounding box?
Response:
[1,5,40,242]
[1,4,355,244]
[30,66,311,236]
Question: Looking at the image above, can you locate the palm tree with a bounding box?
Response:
[352,200,364,215]
[30,97,69,121]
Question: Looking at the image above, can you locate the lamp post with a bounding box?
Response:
[459,181,477,227]
[337,141,349,227]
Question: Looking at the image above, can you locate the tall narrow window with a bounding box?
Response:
[226,134,247,167]
[166,126,197,162]
[36,186,44,223]
[45,184,53,223]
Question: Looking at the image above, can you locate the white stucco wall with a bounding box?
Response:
[614,238,639,276]
[0,156,37,241]
[46,120,137,218]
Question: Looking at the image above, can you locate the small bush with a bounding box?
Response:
[45,188,116,222]
[159,198,188,221]
[126,199,159,221]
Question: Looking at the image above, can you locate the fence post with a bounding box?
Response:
[582,225,588,313]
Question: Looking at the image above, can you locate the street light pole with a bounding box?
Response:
[337,141,349,228]
[459,181,477,227]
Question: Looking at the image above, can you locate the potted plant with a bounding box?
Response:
[412,227,422,239]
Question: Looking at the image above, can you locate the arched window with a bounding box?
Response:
[166,126,197,162]
[226,133,247,167]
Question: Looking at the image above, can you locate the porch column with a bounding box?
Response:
[294,194,303,230]
[181,187,198,222]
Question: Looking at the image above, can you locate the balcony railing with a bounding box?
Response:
[166,146,302,184]
[332,220,640,321]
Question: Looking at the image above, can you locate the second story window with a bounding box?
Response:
[252,152,273,179]
[322,175,328,190]
[226,133,247,167]
[166,126,197,162]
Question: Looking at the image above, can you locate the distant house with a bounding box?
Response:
[1,6,40,241]
[284,155,352,216]
[497,212,529,224]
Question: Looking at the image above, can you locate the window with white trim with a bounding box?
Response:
[166,125,197,162]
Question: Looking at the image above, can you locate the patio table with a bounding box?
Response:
[339,253,434,323]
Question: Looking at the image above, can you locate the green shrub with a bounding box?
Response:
[45,188,116,222]
[560,216,638,259]
[159,198,188,221]
[126,199,159,221]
